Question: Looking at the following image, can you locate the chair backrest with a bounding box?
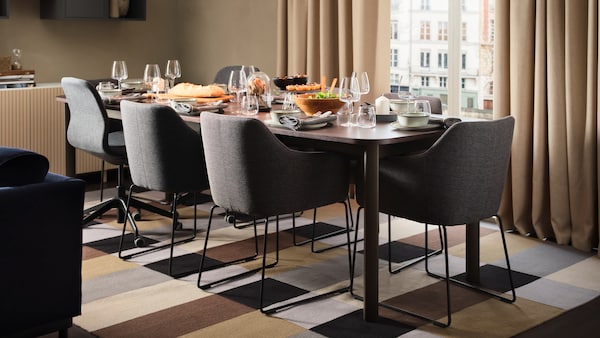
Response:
[61,77,118,161]
[381,116,515,225]
[119,100,209,193]
[200,113,348,218]
[212,65,260,84]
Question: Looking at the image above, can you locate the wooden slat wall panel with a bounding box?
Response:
[28,86,66,174]
[0,85,113,176]
[0,89,31,149]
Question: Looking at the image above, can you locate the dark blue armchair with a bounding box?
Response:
[0,147,86,337]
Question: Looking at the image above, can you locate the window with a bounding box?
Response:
[420,51,430,67]
[390,0,495,119]
[438,52,448,69]
[467,97,474,108]
[420,21,431,40]
[438,21,448,41]
[421,76,430,87]
[391,20,399,40]
[390,49,398,67]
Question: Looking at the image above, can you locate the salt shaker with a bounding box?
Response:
[375,94,390,115]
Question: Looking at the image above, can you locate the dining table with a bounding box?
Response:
[57,95,482,322]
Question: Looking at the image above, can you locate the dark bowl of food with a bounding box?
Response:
[273,76,295,90]
[292,74,308,85]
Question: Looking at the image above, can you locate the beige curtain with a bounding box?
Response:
[276,0,390,103]
[495,0,599,253]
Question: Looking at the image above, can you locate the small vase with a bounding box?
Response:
[118,0,130,17]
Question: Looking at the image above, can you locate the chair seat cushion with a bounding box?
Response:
[0,147,49,187]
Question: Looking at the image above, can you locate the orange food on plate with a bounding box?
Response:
[168,82,226,98]
[285,83,321,92]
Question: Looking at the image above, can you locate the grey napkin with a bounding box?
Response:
[429,116,462,129]
[279,115,338,130]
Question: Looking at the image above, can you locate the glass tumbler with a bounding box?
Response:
[357,104,376,128]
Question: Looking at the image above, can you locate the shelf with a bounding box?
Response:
[1,0,8,19]
[40,0,145,20]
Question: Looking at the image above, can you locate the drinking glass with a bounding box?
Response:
[165,59,181,91]
[111,60,128,89]
[357,71,370,98]
[357,104,376,128]
[241,95,259,115]
[143,64,162,102]
[228,70,247,113]
[414,99,432,116]
[339,76,360,126]
[282,92,296,111]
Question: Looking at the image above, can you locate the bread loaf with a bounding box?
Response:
[169,83,226,98]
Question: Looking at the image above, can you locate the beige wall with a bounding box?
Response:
[0,0,278,84]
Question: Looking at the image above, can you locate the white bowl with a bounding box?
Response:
[396,112,430,127]
[98,89,121,99]
[270,109,302,124]
[389,99,412,113]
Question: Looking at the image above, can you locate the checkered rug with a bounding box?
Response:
[73,191,600,338]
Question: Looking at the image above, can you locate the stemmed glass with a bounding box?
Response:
[338,76,360,126]
[111,60,128,89]
[143,64,162,102]
[165,59,181,92]
[356,71,370,100]
[228,70,248,113]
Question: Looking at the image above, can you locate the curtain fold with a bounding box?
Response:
[276,0,390,103]
[496,0,599,253]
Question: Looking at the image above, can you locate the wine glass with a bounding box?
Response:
[165,59,181,91]
[143,64,162,102]
[357,71,370,98]
[111,60,128,89]
[228,70,247,113]
[338,76,360,126]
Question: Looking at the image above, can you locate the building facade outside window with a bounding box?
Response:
[420,21,431,40]
[420,51,430,68]
[389,0,494,118]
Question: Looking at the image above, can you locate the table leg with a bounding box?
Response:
[465,221,480,283]
[363,143,379,321]
[64,104,76,178]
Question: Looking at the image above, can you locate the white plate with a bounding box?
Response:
[390,121,443,131]
[265,119,328,130]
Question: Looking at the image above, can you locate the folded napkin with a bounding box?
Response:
[429,116,462,129]
[278,115,338,130]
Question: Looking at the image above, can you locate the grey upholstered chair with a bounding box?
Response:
[352,116,516,327]
[61,77,172,226]
[119,100,210,277]
[198,113,351,314]
[212,65,259,84]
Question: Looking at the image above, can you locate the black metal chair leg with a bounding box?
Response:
[118,189,197,277]
[388,217,444,274]
[424,217,517,304]
[261,203,352,314]
[198,206,273,289]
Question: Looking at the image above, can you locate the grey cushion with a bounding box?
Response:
[213,65,260,84]
[378,116,515,226]
[200,113,349,218]
[61,77,126,165]
[0,147,49,187]
[119,101,209,193]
